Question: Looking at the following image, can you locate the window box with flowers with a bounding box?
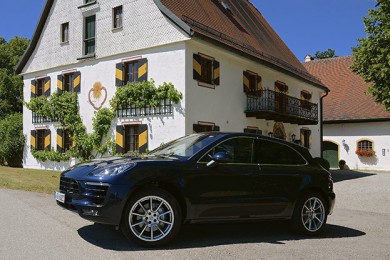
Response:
[356,140,375,157]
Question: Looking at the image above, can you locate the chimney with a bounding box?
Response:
[304,54,314,62]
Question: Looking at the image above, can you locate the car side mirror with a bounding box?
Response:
[206,152,233,167]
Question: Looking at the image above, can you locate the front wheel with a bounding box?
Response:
[292,192,328,235]
[121,188,182,247]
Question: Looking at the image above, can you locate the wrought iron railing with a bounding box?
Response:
[32,113,57,124]
[117,99,173,118]
[245,90,318,124]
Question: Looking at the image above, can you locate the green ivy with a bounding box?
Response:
[25,80,182,163]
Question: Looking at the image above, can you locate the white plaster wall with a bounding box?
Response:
[324,122,390,171]
[23,42,187,170]
[184,39,323,157]
[22,0,189,74]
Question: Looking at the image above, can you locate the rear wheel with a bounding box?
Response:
[121,188,182,247]
[292,192,328,235]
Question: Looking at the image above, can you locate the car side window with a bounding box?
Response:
[201,138,254,164]
[254,139,306,165]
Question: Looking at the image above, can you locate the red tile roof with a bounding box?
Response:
[159,0,326,89]
[303,56,390,122]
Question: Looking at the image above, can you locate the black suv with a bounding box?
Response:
[56,133,335,247]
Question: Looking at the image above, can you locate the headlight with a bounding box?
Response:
[89,163,136,177]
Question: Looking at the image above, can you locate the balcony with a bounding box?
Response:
[32,113,57,124]
[117,99,173,118]
[245,90,318,125]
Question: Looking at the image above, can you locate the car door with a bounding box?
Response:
[251,139,307,217]
[186,137,261,220]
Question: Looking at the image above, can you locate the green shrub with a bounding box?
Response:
[0,113,24,167]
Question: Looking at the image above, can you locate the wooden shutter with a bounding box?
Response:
[73,71,81,93]
[44,129,51,150]
[137,59,148,82]
[116,125,124,154]
[212,125,220,132]
[193,54,202,81]
[30,130,37,149]
[115,63,124,86]
[243,71,250,93]
[213,60,220,85]
[57,129,64,153]
[138,124,148,154]
[57,75,63,94]
[31,80,37,98]
[44,77,51,97]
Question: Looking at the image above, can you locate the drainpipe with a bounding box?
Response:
[320,90,329,158]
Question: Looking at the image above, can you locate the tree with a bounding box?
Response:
[314,49,337,59]
[352,0,390,111]
[0,113,24,167]
[0,37,29,120]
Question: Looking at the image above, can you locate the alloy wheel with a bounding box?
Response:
[301,197,325,232]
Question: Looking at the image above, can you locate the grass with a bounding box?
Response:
[0,166,61,194]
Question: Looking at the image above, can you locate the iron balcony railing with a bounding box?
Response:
[32,113,57,124]
[117,99,173,118]
[245,89,319,125]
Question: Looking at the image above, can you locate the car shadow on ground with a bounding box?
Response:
[330,170,376,183]
[78,221,365,251]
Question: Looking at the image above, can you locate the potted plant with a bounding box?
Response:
[355,149,375,157]
[339,160,346,170]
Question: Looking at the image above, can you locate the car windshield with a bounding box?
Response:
[149,134,221,159]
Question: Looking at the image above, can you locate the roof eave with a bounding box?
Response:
[153,0,193,37]
[324,118,390,124]
[15,0,54,75]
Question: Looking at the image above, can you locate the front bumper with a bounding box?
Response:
[56,180,132,225]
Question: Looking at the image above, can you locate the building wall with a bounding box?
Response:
[184,39,323,157]
[23,42,187,170]
[21,0,189,74]
[324,122,390,171]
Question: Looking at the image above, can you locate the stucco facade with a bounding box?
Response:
[19,0,326,170]
[324,122,390,171]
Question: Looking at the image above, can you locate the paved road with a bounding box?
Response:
[0,171,389,259]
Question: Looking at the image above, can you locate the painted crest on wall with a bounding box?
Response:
[88,82,107,110]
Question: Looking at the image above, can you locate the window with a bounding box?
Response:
[243,71,262,94]
[115,59,148,86]
[244,127,262,134]
[300,90,312,110]
[193,123,220,133]
[357,140,373,150]
[113,6,123,29]
[63,130,72,151]
[201,138,254,164]
[193,53,220,86]
[61,22,69,43]
[124,125,139,153]
[300,128,311,149]
[254,139,306,165]
[31,129,51,151]
[84,15,96,55]
[116,124,148,154]
[57,72,81,93]
[36,78,45,97]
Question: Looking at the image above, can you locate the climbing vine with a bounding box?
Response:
[26,80,182,162]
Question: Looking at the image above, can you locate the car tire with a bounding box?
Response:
[292,192,328,235]
[121,188,182,247]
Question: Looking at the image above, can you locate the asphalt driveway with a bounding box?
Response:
[0,170,389,259]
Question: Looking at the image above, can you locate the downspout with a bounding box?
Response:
[320,90,329,158]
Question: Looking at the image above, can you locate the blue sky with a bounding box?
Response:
[0,0,376,62]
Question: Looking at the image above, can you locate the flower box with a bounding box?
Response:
[355,149,375,157]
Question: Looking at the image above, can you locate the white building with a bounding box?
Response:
[17,0,328,170]
[304,56,390,171]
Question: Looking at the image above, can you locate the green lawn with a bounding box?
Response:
[0,166,61,194]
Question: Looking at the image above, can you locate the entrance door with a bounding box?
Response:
[323,141,339,169]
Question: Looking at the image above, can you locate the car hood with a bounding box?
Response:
[61,156,178,180]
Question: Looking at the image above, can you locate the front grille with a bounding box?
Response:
[83,182,110,205]
[60,177,80,194]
